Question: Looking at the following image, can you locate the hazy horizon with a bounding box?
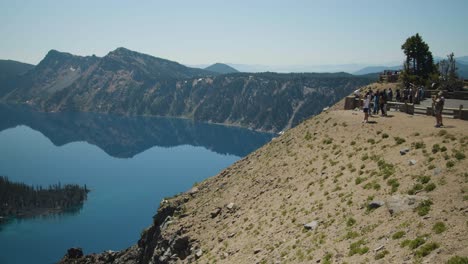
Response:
[1,0,467,68]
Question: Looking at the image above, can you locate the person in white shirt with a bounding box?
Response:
[363,91,371,123]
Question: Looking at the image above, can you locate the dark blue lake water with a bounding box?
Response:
[0,104,273,264]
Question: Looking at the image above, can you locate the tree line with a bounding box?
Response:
[0,176,89,218]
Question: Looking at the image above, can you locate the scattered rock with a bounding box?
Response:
[368,200,385,209]
[66,248,83,259]
[409,159,417,165]
[195,249,203,258]
[186,187,199,195]
[433,168,442,176]
[253,248,262,254]
[226,202,235,211]
[304,221,319,230]
[400,148,410,155]
[385,195,429,215]
[374,245,385,252]
[210,207,221,218]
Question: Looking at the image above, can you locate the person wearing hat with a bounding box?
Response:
[433,91,445,127]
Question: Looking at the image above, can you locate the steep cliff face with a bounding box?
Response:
[1,48,373,132]
[59,92,468,264]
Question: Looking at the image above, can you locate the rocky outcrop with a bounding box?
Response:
[59,191,198,264]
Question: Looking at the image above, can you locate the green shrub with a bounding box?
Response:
[394,137,406,145]
[446,160,455,168]
[447,256,468,264]
[432,222,447,234]
[347,217,357,227]
[413,141,426,149]
[392,231,406,239]
[415,200,433,216]
[355,177,365,185]
[382,133,389,139]
[401,236,427,250]
[349,239,369,256]
[387,179,400,193]
[361,154,369,161]
[432,144,441,153]
[454,151,466,161]
[424,183,436,192]
[367,139,376,144]
[304,132,312,140]
[344,231,359,239]
[415,242,439,257]
[418,175,431,184]
[374,250,389,260]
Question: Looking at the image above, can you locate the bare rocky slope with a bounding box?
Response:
[60,86,467,264]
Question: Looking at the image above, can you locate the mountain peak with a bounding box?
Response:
[205,63,239,74]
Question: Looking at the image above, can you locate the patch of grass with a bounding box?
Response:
[418,175,431,184]
[408,183,424,195]
[382,133,389,139]
[446,160,455,168]
[414,242,439,257]
[355,177,365,185]
[432,222,447,234]
[415,200,433,216]
[454,151,466,161]
[367,139,376,144]
[432,144,441,154]
[323,253,332,264]
[424,182,436,192]
[413,141,426,149]
[447,256,468,264]
[344,231,359,239]
[304,132,312,140]
[377,159,395,179]
[350,141,356,146]
[387,179,400,193]
[392,231,406,240]
[401,235,427,250]
[346,217,356,227]
[323,138,333,144]
[349,239,369,256]
[374,250,389,260]
[394,137,406,145]
[361,154,369,161]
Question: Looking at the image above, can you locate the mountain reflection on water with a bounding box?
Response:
[0,104,274,158]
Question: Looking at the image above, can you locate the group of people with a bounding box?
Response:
[394,86,425,104]
[359,87,445,128]
[361,88,391,123]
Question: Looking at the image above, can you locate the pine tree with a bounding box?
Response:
[401,33,436,86]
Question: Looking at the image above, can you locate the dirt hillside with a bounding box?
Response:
[61,88,468,264]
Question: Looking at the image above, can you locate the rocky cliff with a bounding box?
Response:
[59,86,468,263]
[0,48,373,132]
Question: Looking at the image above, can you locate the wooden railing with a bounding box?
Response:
[344,96,468,120]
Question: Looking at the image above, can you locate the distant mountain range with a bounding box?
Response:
[0,48,374,132]
[204,63,239,74]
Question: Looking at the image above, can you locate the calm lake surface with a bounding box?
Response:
[0,104,273,264]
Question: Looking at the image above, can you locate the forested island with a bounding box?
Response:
[0,176,89,221]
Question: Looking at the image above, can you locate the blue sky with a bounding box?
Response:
[1,0,467,67]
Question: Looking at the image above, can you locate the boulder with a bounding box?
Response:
[400,148,410,155]
[304,221,319,230]
[368,200,385,209]
[385,195,428,215]
[210,207,221,218]
[409,159,417,165]
[66,247,83,259]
